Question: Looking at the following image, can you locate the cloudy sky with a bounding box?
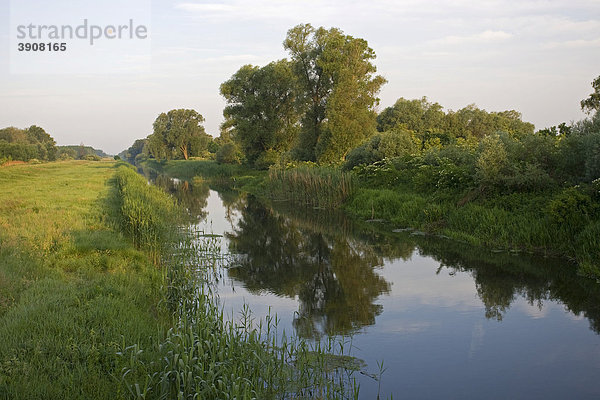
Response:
[1,0,599,154]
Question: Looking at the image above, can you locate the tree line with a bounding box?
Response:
[123,22,599,192]
[0,126,57,163]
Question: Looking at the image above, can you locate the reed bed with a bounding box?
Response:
[267,166,355,209]
[110,166,363,399]
[109,166,180,264]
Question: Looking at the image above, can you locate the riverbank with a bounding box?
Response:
[138,159,600,278]
[0,160,363,399]
[0,160,166,399]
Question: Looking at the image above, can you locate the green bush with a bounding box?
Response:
[216,142,243,164]
[254,148,279,170]
[344,130,419,170]
[548,187,596,227]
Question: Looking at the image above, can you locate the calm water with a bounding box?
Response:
[154,174,600,399]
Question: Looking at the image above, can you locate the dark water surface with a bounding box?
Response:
[154,175,600,399]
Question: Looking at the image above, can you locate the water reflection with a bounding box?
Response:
[145,173,600,398]
[226,192,600,337]
[415,238,600,332]
[147,173,600,338]
[226,196,391,338]
[150,173,211,224]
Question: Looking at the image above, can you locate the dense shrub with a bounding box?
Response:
[547,187,596,227]
[344,130,419,170]
[216,142,243,164]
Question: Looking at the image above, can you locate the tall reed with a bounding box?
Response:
[267,166,354,209]
[108,166,179,264]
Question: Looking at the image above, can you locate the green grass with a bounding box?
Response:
[0,160,165,399]
[345,186,600,276]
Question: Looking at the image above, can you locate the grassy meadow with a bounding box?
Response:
[0,160,165,399]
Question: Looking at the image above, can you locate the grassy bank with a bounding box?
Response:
[0,160,165,399]
[345,186,600,277]
[0,161,362,399]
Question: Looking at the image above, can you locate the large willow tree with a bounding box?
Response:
[149,109,209,160]
[220,60,299,167]
[284,23,386,164]
[220,23,386,166]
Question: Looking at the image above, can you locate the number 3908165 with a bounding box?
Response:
[18,43,66,51]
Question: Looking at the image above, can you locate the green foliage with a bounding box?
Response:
[574,221,600,277]
[0,125,57,162]
[476,133,510,187]
[581,75,600,115]
[149,109,210,160]
[220,60,300,166]
[254,148,280,170]
[0,140,39,162]
[377,97,445,133]
[377,99,534,140]
[548,187,596,226]
[216,141,243,164]
[267,166,354,208]
[284,23,386,163]
[121,138,148,164]
[57,147,77,160]
[555,113,600,184]
[84,154,102,161]
[57,144,109,159]
[343,129,420,170]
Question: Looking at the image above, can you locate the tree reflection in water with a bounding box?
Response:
[226,196,391,339]
[142,174,600,338]
[152,175,210,224]
[225,194,600,337]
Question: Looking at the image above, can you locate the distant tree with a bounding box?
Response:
[0,125,57,162]
[581,75,600,115]
[476,134,510,188]
[216,142,243,164]
[123,139,148,163]
[377,97,445,134]
[78,142,85,160]
[26,125,57,161]
[150,109,209,160]
[57,147,77,160]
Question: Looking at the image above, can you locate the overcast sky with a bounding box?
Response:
[1,0,599,155]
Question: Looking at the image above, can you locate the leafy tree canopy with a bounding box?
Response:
[149,109,210,160]
[220,60,300,167]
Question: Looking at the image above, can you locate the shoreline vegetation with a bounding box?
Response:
[139,157,600,279]
[0,160,363,399]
